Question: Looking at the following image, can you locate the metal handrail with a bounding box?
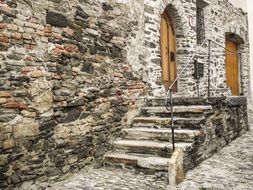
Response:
[165,38,241,152]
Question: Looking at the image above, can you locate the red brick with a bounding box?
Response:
[23,56,33,61]
[63,27,74,36]
[53,33,62,39]
[52,47,62,55]
[0,23,6,29]
[7,24,18,31]
[0,32,10,37]
[64,44,78,52]
[55,44,64,49]
[0,36,9,43]
[2,100,27,109]
[25,44,35,50]
[21,66,35,74]
[0,91,11,98]
[44,27,52,33]
[12,32,22,40]
[36,31,45,37]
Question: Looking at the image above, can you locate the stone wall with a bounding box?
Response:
[185,96,248,169]
[0,0,250,188]
[0,0,146,188]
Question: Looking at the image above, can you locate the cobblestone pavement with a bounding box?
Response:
[22,118,253,190]
[177,123,253,190]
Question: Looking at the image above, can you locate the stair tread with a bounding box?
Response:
[123,127,197,134]
[114,139,192,149]
[104,152,170,170]
[104,152,169,161]
[146,97,204,101]
[134,116,205,119]
[141,105,211,112]
[133,116,205,122]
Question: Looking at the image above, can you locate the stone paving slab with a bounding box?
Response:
[19,124,253,190]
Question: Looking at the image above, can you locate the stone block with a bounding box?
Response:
[46,167,61,177]
[68,155,78,164]
[67,97,85,107]
[29,70,44,78]
[15,47,26,55]
[46,11,68,27]
[85,28,100,37]
[12,32,22,40]
[2,100,27,109]
[102,3,113,11]
[0,155,8,166]
[13,118,39,139]
[0,23,6,29]
[3,139,15,150]
[0,114,16,122]
[81,62,94,74]
[10,172,21,184]
[0,42,9,51]
[0,36,9,43]
[7,24,18,31]
[20,110,36,118]
[22,33,32,40]
[62,165,70,173]
[168,148,185,185]
[0,91,11,97]
[225,96,247,106]
[61,108,81,123]
[0,98,7,104]
[33,91,53,113]
[39,120,58,131]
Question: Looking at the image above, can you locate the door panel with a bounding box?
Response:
[225,39,239,96]
[160,11,177,91]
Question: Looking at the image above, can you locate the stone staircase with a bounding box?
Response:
[104,97,212,172]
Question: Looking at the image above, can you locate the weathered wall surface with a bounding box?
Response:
[0,0,146,188]
[185,97,248,169]
[140,0,249,97]
[0,0,250,188]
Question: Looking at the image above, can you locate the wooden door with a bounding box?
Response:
[225,39,239,96]
[160,11,177,91]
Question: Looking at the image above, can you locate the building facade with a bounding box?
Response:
[0,0,250,188]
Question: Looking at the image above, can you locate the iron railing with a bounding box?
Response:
[165,39,242,151]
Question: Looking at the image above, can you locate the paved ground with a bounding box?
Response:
[177,124,253,190]
[20,114,253,190]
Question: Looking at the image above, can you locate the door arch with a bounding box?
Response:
[160,10,177,91]
[225,39,239,96]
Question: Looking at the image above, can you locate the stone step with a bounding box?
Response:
[132,116,205,129]
[104,152,170,171]
[140,105,212,117]
[145,97,205,107]
[141,105,212,114]
[113,139,192,157]
[123,128,196,142]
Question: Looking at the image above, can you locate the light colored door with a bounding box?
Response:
[160,11,177,91]
[225,39,239,96]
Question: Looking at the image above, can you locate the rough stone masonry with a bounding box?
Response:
[0,0,250,189]
[0,0,146,188]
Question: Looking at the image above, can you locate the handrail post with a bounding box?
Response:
[169,88,175,152]
[207,39,211,97]
[239,52,244,95]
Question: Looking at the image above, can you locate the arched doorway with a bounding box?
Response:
[225,39,239,96]
[160,10,177,91]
